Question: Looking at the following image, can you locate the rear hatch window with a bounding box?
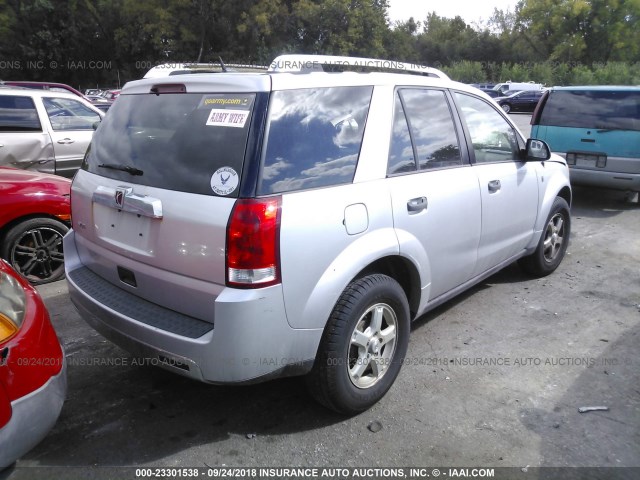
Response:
[84,92,256,196]
[537,90,640,131]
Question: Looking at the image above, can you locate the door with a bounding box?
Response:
[454,92,540,275]
[0,94,55,173]
[387,89,481,301]
[40,96,102,177]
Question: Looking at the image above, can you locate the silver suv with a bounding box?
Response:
[65,55,572,414]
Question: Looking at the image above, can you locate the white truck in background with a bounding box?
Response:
[493,81,544,94]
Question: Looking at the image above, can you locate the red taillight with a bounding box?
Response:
[226,197,282,288]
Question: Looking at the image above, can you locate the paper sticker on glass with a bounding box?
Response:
[206,109,250,128]
[211,167,239,195]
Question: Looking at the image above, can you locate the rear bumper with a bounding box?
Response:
[64,230,322,384]
[569,167,640,191]
[0,360,67,469]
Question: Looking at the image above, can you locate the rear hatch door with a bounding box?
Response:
[70,77,270,322]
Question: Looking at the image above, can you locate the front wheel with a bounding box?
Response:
[501,103,511,113]
[306,274,410,415]
[519,196,571,277]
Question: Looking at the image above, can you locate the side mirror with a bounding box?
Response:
[524,138,550,161]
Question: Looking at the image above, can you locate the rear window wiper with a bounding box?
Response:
[98,163,144,176]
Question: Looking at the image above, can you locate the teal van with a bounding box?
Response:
[531,86,640,192]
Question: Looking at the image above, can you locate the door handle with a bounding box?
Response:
[57,138,75,144]
[407,196,428,213]
[488,180,501,193]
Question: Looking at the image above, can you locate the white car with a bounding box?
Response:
[0,88,104,177]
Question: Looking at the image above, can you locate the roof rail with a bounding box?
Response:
[268,54,449,79]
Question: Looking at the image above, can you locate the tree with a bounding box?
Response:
[516,0,640,64]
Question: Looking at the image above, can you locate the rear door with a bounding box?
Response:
[0,94,55,173]
[387,88,481,300]
[454,92,539,275]
[39,96,102,177]
[70,85,266,322]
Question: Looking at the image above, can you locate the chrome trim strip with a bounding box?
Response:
[92,185,163,219]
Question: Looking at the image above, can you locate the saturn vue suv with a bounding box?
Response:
[64,55,572,414]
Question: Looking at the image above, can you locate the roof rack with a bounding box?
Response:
[268,54,449,79]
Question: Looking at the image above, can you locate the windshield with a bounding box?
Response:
[84,92,257,196]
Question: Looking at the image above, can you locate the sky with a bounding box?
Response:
[387,0,520,26]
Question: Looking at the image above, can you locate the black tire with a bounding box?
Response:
[306,274,410,415]
[501,103,511,113]
[519,196,571,277]
[1,217,69,285]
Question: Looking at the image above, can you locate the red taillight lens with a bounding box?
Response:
[226,197,282,288]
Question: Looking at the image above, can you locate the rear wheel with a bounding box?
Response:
[519,197,570,277]
[306,274,410,415]
[1,218,68,285]
[501,103,511,113]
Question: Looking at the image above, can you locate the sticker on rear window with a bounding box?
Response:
[206,109,249,128]
[201,97,251,108]
[211,167,239,196]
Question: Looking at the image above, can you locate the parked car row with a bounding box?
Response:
[0,57,637,468]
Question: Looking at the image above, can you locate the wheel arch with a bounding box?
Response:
[557,185,572,208]
[355,255,422,320]
[0,213,70,244]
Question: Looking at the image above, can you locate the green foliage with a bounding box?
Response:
[442,61,485,83]
[0,0,637,88]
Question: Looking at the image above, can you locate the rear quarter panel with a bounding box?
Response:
[0,169,70,229]
[279,180,400,329]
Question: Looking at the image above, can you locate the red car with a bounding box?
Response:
[0,258,67,468]
[0,167,71,284]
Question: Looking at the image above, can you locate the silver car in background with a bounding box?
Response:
[65,55,572,414]
[0,88,103,177]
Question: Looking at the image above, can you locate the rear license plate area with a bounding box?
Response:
[93,203,152,253]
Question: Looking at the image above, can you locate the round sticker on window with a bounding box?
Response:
[211,167,239,196]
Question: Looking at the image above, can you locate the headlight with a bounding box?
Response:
[0,270,26,342]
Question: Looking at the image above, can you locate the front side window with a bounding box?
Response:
[455,92,520,163]
[0,95,41,132]
[258,86,373,194]
[43,97,101,131]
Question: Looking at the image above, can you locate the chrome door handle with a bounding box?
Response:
[488,180,501,193]
[407,196,428,213]
[57,138,75,144]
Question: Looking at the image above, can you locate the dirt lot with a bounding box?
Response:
[3,129,639,479]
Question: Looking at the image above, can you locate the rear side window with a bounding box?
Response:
[85,93,256,197]
[387,89,462,175]
[0,95,42,132]
[539,90,640,132]
[258,86,373,194]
